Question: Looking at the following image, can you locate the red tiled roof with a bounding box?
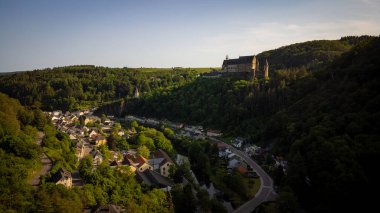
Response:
[236,165,248,174]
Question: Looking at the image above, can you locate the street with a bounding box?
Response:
[209,137,277,213]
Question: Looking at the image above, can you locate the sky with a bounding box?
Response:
[0,0,380,72]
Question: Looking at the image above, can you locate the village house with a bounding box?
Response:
[218,147,232,159]
[94,204,125,213]
[149,149,175,177]
[232,137,245,148]
[91,149,104,166]
[110,160,122,168]
[88,129,98,138]
[117,130,125,137]
[101,124,112,133]
[176,154,190,166]
[76,142,84,160]
[135,169,174,190]
[245,144,262,156]
[206,129,223,137]
[52,110,62,117]
[184,125,203,135]
[50,168,72,188]
[166,121,183,129]
[122,154,152,173]
[93,135,107,147]
[145,118,160,126]
[84,115,101,125]
[125,115,144,123]
[201,70,222,78]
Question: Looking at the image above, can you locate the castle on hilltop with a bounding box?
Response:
[221,55,269,79]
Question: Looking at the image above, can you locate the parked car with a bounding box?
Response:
[246,171,259,178]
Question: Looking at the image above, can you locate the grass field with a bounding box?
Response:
[246,177,261,198]
[129,67,220,73]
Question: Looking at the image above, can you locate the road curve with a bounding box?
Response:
[209,137,277,213]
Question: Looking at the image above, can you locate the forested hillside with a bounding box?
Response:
[0,66,208,111]
[257,35,373,72]
[1,36,378,211]
[0,92,43,210]
[0,92,176,212]
[101,36,380,211]
[264,37,380,211]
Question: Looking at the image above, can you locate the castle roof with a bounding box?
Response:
[223,55,255,66]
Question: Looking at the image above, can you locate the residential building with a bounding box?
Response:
[135,169,174,190]
[50,168,72,188]
[94,135,107,147]
[149,149,174,177]
[95,204,125,213]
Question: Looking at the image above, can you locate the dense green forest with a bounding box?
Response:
[1,36,379,211]
[0,66,210,111]
[0,93,175,212]
[0,37,370,113]
[257,35,373,71]
[97,36,380,211]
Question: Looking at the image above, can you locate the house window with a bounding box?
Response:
[167,163,169,166]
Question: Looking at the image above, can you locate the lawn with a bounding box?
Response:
[246,177,261,198]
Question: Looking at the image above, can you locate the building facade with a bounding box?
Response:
[221,55,269,79]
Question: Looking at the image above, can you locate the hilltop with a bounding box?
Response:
[0,66,213,111]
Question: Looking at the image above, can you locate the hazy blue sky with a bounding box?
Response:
[1,0,379,72]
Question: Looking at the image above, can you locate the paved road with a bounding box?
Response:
[209,137,277,213]
[29,132,52,187]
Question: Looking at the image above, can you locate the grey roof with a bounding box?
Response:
[50,168,71,183]
[136,170,173,188]
[223,55,255,66]
[95,204,125,213]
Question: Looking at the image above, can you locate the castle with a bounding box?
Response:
[221,55,269,79]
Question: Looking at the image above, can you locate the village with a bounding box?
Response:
[46,109,283,212]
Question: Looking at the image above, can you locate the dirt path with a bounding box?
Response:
[29,132,52,187]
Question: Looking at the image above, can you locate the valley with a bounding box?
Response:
[0,36,379,212]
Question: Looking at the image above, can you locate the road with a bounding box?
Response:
[209,137,277,213]
[29,132,52,187]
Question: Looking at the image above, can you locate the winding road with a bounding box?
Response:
[209,137,277,213]
[29,132,52,187]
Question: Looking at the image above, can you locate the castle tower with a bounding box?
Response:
[264,59,269,78]
[251,55,257,77]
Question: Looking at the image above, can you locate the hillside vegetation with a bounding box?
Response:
[0,66,211,111]
[0,35,378,211]
[257,35,373,72]
[102,36,380,211]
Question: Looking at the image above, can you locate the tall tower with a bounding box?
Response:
[264,59,269,78]
[134,86,140,98]
[251,55,257,77]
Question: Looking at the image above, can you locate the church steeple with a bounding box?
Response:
[134,86,140,98]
